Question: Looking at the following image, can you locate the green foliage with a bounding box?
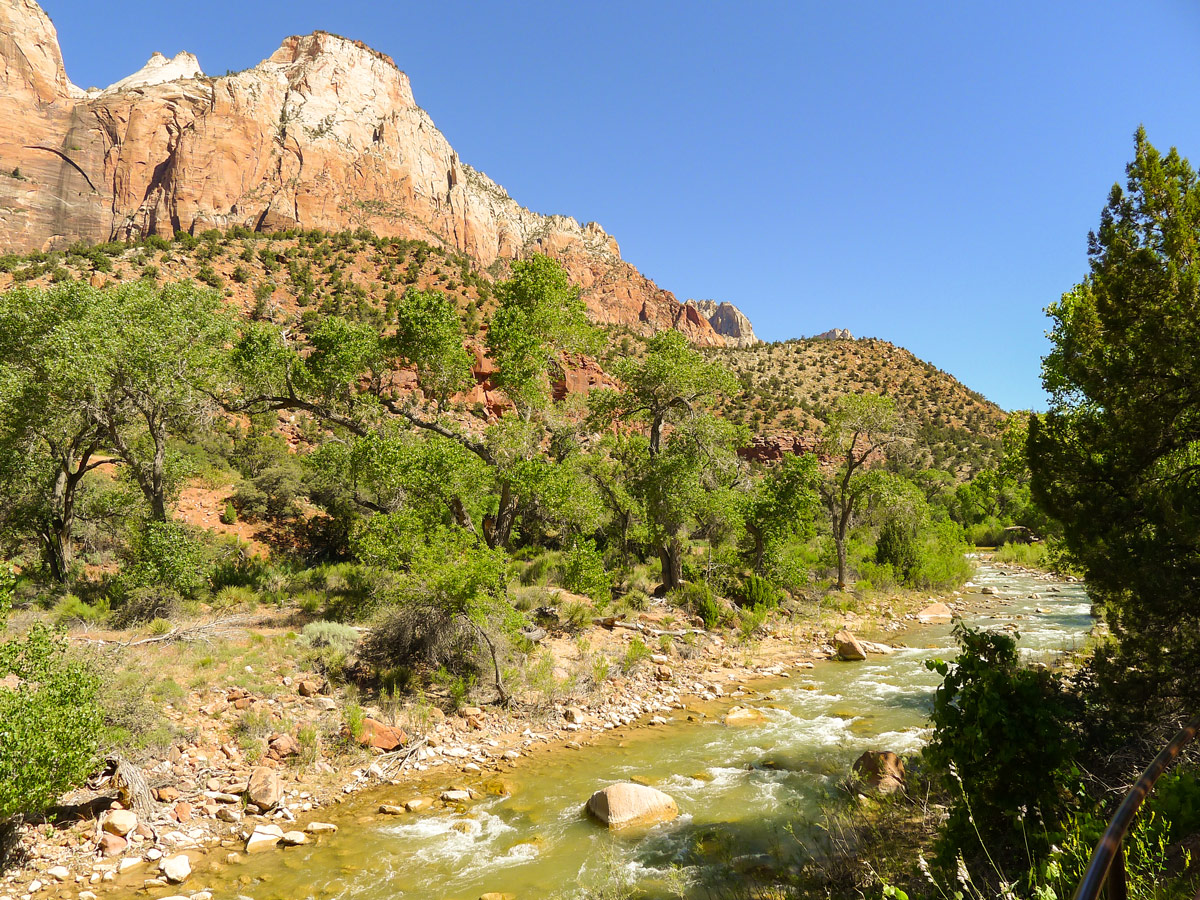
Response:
[743,453,821,575]
[676,581,724,629]
[486,254,600,416]
[561,538,611,604]
[924,625,1081,866]
[51,594,108,627]
[393,287,473,409]
[0,624,103,821]
[124,521,209,595]
[621,636,652,672]
[1029,130,1200,717]
[737,573,782,609]
[220,500,237,525]
[820,394,907,590]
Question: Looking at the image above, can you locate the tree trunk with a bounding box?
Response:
[465,617,509,706]
[149,433,167,521]
[834,533,848,591]
[659,537,684,592]
[485,482,517,550]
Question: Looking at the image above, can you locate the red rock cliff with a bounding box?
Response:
[0,0,752,346]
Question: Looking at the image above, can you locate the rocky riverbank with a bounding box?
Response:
[0,564,1069,900]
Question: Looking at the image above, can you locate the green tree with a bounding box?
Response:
[591,331,742,590]
[1029,129,1200,714]
[393,287,473,410]
[486,254,599,419]
[85,281,234,520]
[742,453,820,575]
[0,624,103,844]
[819,394,907,590]
[0,283,116,579]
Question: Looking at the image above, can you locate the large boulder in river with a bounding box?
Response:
[724,706,769,727]
[916,602,954,624]
[586,783,679,830]
[852,750,906,794]
[835,630,867,661]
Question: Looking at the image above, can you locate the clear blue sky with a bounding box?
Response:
[41,0,1200,411]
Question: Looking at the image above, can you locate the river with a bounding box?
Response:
[150,562,1093,900]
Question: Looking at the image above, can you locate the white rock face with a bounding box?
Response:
[104,51,203,92]
[689,300,760,348]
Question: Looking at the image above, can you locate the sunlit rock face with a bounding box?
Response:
[0,0,757,346]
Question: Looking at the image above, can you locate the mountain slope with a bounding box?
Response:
[710,337,1007,475]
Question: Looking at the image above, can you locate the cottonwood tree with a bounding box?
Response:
[0,283,115,579]
[393,287,474,410]
[819,393,907,590]
[742,453,821,575]
[234,254,601,551]
[84,281,234,521]
[591,331,742,590]
[1028,129,1200,716]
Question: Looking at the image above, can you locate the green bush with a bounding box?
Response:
[124,521,209,595]
[51,594,109,627]
[676,581,724,629]
[738,573,782,609]
[0,625,103,823]
[562,539,611,604]
[993,541,1048,568]
[220,501,237,525]
[924,625,1081,866]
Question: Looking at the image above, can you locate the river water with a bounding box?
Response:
[160,563,1093,900]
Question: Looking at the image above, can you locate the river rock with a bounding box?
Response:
[305,822,338,834]
[245,824,285,853]
[479,894,516,900]
[834,630,867,661]
[852,750,906,794]
[405,798,433,812]
[97,833,126,857]
[280,831,308,846]
[723,706,768,727]
[247,767,283,809]
[586,783,679,830]
[358,718,408,751]
[159,855,191,884]
[102,809,138,837]
[916,602,954,624]
[379,804,405,815]
[441,790,472,803]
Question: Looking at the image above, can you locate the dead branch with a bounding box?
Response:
[78,615,252,649]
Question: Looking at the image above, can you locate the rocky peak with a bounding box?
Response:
[688,300,759,348]
[103,51,203,93]
[812,328,853,341]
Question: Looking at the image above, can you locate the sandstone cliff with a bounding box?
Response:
[0,0,754,347]
[689,299,759,348]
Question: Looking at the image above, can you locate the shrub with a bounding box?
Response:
[301,620,360,655]
[562,539,611,604]
[51,594,109,627]
[0,625,103,826]
[110,586,182,628]
[621,636,652,673]
[738,574,782,609]
[924,625,1081,866]
[220,501,237,525]
[124,522,209,595]
[676,581,724,629]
